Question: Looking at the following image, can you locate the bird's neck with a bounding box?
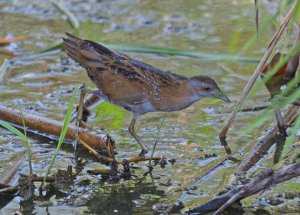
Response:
[168,82,204,111]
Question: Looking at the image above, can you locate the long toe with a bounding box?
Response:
[138,148,148,157]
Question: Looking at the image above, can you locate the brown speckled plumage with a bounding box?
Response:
[63,33,230,155]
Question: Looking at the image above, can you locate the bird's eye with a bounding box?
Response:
[204,86,210,91]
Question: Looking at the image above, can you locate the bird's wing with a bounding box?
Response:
[63,33,186,87]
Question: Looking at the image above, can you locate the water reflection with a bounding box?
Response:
[88,182,164,214]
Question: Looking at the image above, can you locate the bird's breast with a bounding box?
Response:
[151,88,198,112]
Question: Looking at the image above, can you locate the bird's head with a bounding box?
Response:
[188,75,231,103]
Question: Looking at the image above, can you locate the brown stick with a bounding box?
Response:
[76,137,114,163]
[0,104,114,150]
[219,2,296,139]
[235,105,299,174]
[187,163,300,215]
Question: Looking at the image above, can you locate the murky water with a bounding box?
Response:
[0,0,299,214]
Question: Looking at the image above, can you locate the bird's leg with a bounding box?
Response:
[82,90,105,109]
[73,86,105,162]
[71,87,104,123]
[274,109,287,136]
[272,96,287,137]
[271,96,287,163]
[73,85,86,163]
[128,115,149,156]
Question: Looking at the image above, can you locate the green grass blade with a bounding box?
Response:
[38,41,259,63]
[41,88,78,187]
[17,101,33,175]
[107,44,260,63]
[0,120,27,139]
[243,84,300,135]
[284,114,300,157]
[0,118,33,174]
[51,0,79,29]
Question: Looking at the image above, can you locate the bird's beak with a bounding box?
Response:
[214,90,231,103]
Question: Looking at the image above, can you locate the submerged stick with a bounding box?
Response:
[219,2,296,139]
[0,150,26,185]
[187,163,300,215]
[0,104,113,150]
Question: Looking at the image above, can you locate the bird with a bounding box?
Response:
[63,33,231,156]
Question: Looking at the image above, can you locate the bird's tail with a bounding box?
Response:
[63,33,85,64]
[63,32,115,68]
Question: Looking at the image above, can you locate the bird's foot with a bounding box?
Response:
[277,122,288,138]
[138,148,148,157]
[278,128,288,139]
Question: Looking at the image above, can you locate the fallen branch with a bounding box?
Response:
[236,105,299,174]
[187,163,300,215]
[0,104,114,150]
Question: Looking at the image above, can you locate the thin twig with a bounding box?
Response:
[76,137,113,163]
[0,185,19,194]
